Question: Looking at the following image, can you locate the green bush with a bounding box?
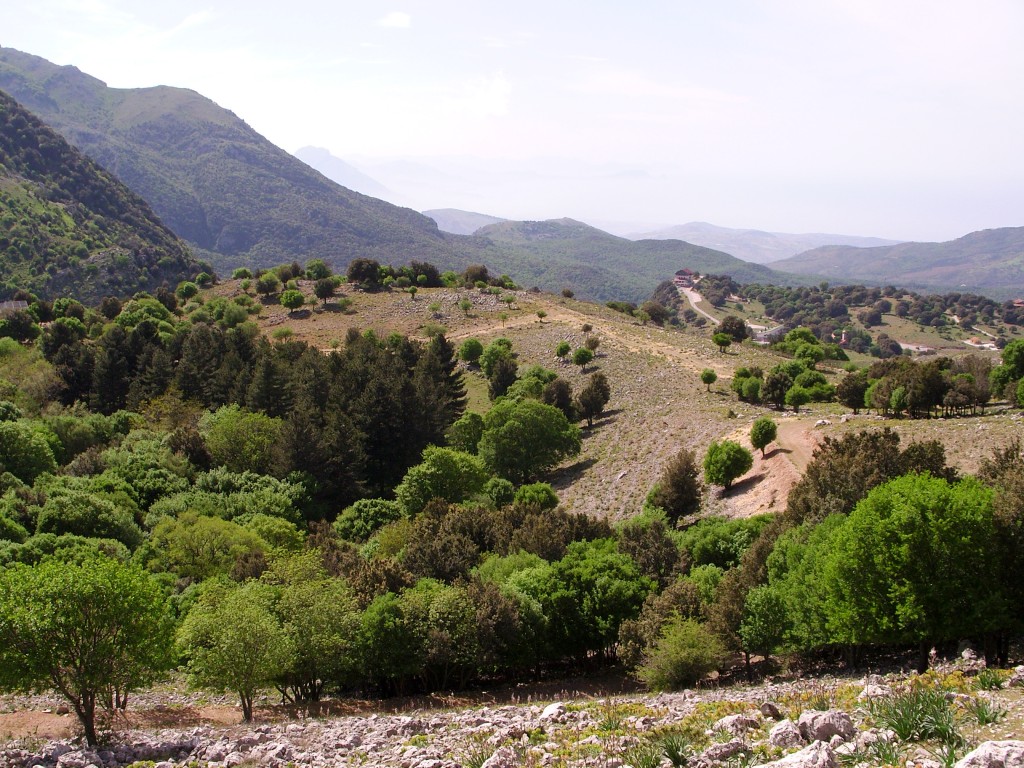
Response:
[514,482,559,510]
[637,617,725,690]
[334,498,404,542]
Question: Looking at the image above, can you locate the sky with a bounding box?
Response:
[2,0,1023,241]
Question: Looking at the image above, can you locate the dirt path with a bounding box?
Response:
[711,416,823,519]
[678,286,720,325]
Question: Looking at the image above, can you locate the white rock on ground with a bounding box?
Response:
[754,741,837,768]
[955,741,1024,768]
[768,719,804,749]
[713,713,761,736]
[797,710,856,743]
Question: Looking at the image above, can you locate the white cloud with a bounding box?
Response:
[377,11,411,28]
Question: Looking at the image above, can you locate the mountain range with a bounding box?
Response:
[0,47,464,275]
[476,218,797,302]
[630,221,903,264]
[770,227,1024,301]
[0,88,196,302]
[2,46,1021,305]
[423,208,508,236]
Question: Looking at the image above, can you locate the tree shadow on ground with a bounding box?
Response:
[550,458,597,488]
[765,446,792,458]
[724,471,765,495]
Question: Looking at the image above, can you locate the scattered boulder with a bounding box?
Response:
[955,741,1024,768]
[540,702,565,722]
[797,710,855,743]
[769,719,804,749]
[55,750,102,768]
[713,713,761,736]
[760,701,784,720]
[857,684,891,700]
[1006,666,1024,687]
[754,741,837,768]
[700,739,750,764]
[481,746,520,768]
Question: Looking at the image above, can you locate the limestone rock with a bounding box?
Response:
[713,713,761,736]
[754,741,837,768]
[769,719,803,749]
[540,702,565,722]
[955,741,1024,768]
[481,746,520,768]
[700,739,749,764]
[857,684,891,700]
[797,710,855,743]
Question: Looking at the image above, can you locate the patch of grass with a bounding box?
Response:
[659,731,693,767]
[962,696,1007,726]
[866,687,965,747]
[621,739,663,768]
[779,682,859,718]
[458,733,496,768]
[973,668,1006,692]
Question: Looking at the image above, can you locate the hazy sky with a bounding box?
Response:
[3,0,1023,240]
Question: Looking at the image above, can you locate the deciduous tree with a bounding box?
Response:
[177,582,292,721]
[0,557,173,745]
[478,398,581,483]
[703,440,753,490]
[750,417,777,458]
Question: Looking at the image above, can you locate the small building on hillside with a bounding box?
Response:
[673,269,697,288]
[0,300,29,317]
[753,325,786,344]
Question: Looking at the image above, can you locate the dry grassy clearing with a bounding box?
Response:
[211,279,1023,523]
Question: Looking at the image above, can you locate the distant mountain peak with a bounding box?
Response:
[629,221,903,264]
[0,47,457,274]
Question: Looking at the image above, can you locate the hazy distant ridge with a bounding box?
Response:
[424,208,508,235]
[294,146,393,200]
[632,221,903,264]
[771,227,1024,300]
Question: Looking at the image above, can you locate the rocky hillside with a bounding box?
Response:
[0,89,196,302]
[770,227,1024,301]
[0,47,469,274]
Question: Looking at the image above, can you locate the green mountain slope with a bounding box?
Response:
[477,218,808,303]
[0,89,196,302]
[0,47,465,273]
[771,227,1024,300]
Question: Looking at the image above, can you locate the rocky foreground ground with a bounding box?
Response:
[3,662,1024,768]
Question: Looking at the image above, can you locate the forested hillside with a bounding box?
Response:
[476,218,809,303]
[0,47,470,274]
[0,89,196,302]
[0,267,1023,754]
